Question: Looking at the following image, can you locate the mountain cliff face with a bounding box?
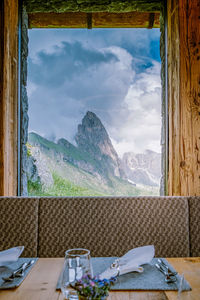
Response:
[75,111,125,179]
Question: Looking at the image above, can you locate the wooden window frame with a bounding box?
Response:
[1,0,199,196]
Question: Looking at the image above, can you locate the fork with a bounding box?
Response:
[155,263,177,284]
[157,259,177,276]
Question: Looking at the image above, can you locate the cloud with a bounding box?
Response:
[28,41,118,87]
[27,29,161,155]
[109,61,161,156]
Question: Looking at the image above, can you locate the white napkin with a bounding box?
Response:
[99,245,155,280]
[0,246,24,266]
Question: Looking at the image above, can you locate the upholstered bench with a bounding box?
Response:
[0,196,199,257]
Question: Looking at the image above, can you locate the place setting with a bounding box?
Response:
[0,244,192,298]
[57,245,191,299]
[0,246,38,289]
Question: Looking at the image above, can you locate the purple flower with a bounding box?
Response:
[90,281,95,287]
[71,274,117,298]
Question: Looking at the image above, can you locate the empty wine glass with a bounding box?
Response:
[61,248,92,300]
[177,272,194,300]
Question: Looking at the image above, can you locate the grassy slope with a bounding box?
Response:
[28,173,104,196]
[28,132,159,196]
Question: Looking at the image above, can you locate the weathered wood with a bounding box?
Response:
[0,1,4,194]
[168,0,200,195]
[28,12,160,29]
[24,0,162,13]
[0,0,18,196]
[93,12,160,28]
[0,258,199,299]
[179,0,200,196]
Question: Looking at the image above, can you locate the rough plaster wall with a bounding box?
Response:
[21,0,166,195]
[21,7,29,195]
[24,0,161,13]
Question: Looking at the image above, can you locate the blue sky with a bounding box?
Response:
[28,28,161,156]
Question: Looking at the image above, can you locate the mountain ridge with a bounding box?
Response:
[27,111,160,196]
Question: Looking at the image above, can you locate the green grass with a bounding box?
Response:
[28,179,43,196]
[28,173,104,197]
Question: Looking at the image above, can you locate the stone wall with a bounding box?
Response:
[159,2,166,195]
[20,7,29,195]
[24,0,162,13]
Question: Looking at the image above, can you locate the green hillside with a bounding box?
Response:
[28,132,159,196]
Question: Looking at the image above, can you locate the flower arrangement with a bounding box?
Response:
[70,274,116,300]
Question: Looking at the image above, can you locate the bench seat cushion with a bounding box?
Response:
[38,197,190,258]
[0,197,39,257]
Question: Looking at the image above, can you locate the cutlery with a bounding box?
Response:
[2,260,35,282]
[155,263,177,284]
[157,259,177,276]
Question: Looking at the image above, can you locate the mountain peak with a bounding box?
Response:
[75,111,109,149]
[83,111,102,126]
[80,111,109,139]
[75,111,125,178]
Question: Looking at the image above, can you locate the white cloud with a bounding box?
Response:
[109,61,161,156]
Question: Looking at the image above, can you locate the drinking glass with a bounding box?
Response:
[61,248,92,300]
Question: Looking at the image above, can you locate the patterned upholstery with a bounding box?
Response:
[38,197,190,258]
[188,197,200,257]
[0,197,39,257]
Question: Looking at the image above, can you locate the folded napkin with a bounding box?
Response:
[99,245,155,280]
[0,246,24,267]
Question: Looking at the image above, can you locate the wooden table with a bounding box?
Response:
[0,258,200,300]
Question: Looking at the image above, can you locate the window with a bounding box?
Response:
[26,27,162,196]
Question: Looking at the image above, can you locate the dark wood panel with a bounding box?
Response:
[28,12,160,29]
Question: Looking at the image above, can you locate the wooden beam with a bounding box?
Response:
[28,12,160,29]
[167,0,200,195]
[0,0,18,195]
[148,13,155,29]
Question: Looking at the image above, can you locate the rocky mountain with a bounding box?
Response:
[27,111,160,196]
[75,111,125,179]
[122,150,161,186]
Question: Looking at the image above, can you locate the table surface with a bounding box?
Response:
[0,257,200,300]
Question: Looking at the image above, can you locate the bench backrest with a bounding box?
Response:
[38,197,190,257]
